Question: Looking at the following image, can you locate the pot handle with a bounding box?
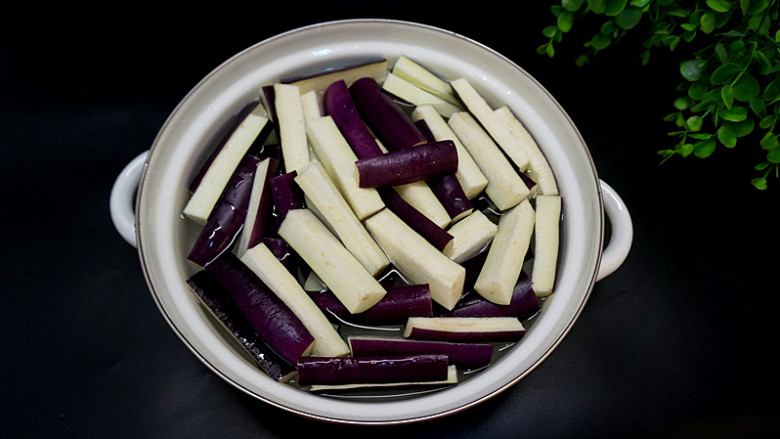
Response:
[596,180,633,281]
[110,150,148,248]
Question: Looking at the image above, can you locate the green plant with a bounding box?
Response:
[539,0,780,190]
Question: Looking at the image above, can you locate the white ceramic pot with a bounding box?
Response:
[110,19,633,424]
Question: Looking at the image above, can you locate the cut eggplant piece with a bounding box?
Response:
[186,270,296,382]
[294,160,389,276]
[187,154,260,268]
[237,157,279,256]
[365,208,465,311]
[268,170,306,219]
[411,105,488,199]
[308,365,457,392]
[379,188,453,251]
[183,103,270,224]
[296,354,450,386]
[240,243,350,357]
[273,83,310,173]
[427,173,473,223]
[349,77,427,152]
[356,140,459,188]
[189,101,270,193]
[205,252,315,365]
[494,106,559,197]
[284,58,388,96]
[278,208,386,314]
[443,271,540,318]
[348,336,493,370]
[473,199,535,305]
[442,210,498,264]
[391,56,461,106]
[307,284,433,325]
[381,72,461,118]
[450,78,530,171]
[391,182,451,229]
[305,116,384,220]
[322,79,385,160]
[448,111,529,211]
[531,195,562,297]
[403,316,526,342]
[300,89,324,121]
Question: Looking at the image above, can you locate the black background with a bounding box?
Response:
[2,1,779,438]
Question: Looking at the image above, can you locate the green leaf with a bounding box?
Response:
[562,0,586,12]
[764,78,780,101]
[630,0,651,7]
[542,25,558,38]
[588,0,607,14]
[760,132,779,150]
[605,0,628,16]
[700,11,716,33]
[686,115,704,131]
[591,33,612,50]
[752,177,768,190]
[688,81,709,100]
[706,0,733,13]
[694,139,717,157]
[759,115,775,129]
[576,54,590,66]
[733,74,761,101]
[714,43,728,63]
[600,19,619,34]
[558,11,575,33]
[768,148,780,163]
[721,105,748,122]
[616,7,643,29]
[710,63,743,84]
[674,97,690,110]
[751,97,768,118]
[721,84,735,109]
[680,59,708,81]
[732,118,755,137]
[717,123,737,147]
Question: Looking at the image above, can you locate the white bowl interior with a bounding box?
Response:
[136,19,604,424]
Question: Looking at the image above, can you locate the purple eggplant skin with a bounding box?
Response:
[348,337,493,370]
[187,154,260,268]
[428,173,473,220]
[296,354,450,386]
[307,284,433,324]
[323,80,385,160]
[205,252,314,365]
[349,77,427,152]
[261,85,276,123]
[246,157,280,251]
[379,188,453,251]
[186,270,297,381]
[442,271,540,318]
[261,236,309,278]
[268,171,305,219]
[414,119,435,143]
[519,171,537,191]
[356,140,459,188]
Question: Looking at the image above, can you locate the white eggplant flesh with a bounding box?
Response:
[448,111,529,211]
[381,72,461,118]
[240,243,350,357]
[182,104,269,224]
[403,316,526,341]
[392,181,451,229]
[450,78,530,171]
[300,89,324,121]
[287,59,388,96]
[295,160,389,276]
[531,195,562,297]
[278,208,386,314]
[473,199,535,305]
[308,365,457,392]
[443,210,498,264]
[365,208,465,311]
[391,55,461,106]
[411,105,488,199]
[274,83,310,173]
[236,157,275,256]
[305,116,385,220]
[494,106,559,197]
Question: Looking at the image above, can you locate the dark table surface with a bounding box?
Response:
[3,1,779,438]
